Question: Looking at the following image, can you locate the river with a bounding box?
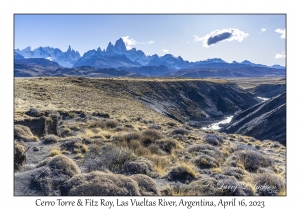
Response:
[201,96,270,130]
[202,115,234,130]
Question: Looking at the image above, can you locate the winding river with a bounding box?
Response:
[202,115,233,130]
[201,96,270,130]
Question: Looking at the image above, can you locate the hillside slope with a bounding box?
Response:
[222,93,286,145]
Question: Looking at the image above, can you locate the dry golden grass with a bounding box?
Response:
[49,148,61,157]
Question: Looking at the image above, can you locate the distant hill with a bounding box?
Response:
[123,65,171,76]
[164,67,286,78]
[248,84,286,98]
[14,59,143,78]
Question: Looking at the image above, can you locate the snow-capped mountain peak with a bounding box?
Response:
[15,46,81,68]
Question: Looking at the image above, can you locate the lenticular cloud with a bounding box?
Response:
[194,28,249,47]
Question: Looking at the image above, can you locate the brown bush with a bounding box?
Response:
[194,154,220,169]
[167,163,197,183]
[142,130,162,146]
[155,139,178,153]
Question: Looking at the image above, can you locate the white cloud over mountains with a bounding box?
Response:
[194,28,249,47]
[275,28,286,39]
[275,52,285,59]
[121,36,155,50]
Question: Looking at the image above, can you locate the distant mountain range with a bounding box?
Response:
[15,38,285,71]
[15,45,80,68]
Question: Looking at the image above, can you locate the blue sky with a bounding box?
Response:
[14,14,286,66]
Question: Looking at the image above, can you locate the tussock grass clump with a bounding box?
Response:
[49,148,61,156]
[204,134,224,146]
[101,145,135,173]
[171,128,190,136]
[14,141,27,171]
[14,125,39,142]
[43,134,60,143]
[148,143,161,154]
[141,130,162,146]
[252,173,285,196]
[134,146,151,157]
[167,163,197,183]
[188,144,223,161]
[194,154,220,169]
[188,178,255,196]
[161,183,193,196]
[147,155,171,175]
[148,124,161,130]
[66,171,141,196]
[124,132,142,142]
[74,153,84,159]
[234,150,274,172]
[155,139,179,153]
[223,166,248,180]
[36,155,81,177]
[124,158,154,175]
[89,120,106,129]
[130,174,160,196]
[105,119,119,128]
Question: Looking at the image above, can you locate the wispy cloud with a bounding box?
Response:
[194,28,249,47]
[161,42,164,44]
[275,52,285,59]
[275,28,286,39]
[162,49,169,53]
[121,36,155,50]
[183,41,189,44]
[261,28,266,32]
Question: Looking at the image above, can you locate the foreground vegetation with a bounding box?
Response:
[14,77,286,196]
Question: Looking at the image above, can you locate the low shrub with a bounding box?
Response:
[204,134,224,146]
[171,128,190,136]
[155,139,178,153]
[43,134,60,143]
[89,120,106,129]
[141,130,162,146]
[147,155,171,175]
[167,163,197,183]
[234,150,273,172]
[14,125,39,142]
[105,119,119,128]
[194,154,220,169]
[252,173,285,196]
